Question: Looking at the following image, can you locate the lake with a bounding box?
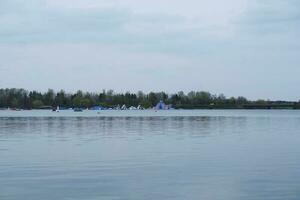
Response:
[1,110,300,200]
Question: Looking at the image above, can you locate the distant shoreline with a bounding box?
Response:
[1,107,300,111]
[1,88,299,110]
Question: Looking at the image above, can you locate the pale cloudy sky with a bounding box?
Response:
[0,0,299,100]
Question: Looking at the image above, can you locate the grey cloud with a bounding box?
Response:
[0,0,228,56]
[0,4,130,42]
[236,0,300,35]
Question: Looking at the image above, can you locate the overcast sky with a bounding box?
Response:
[0,0,299,100]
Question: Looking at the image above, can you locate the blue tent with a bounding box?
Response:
[156,101,166,110]
[90,106,104,110]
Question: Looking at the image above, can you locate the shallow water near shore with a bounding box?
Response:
[1,110,300,200]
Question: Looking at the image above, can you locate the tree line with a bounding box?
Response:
[0,88,299,109]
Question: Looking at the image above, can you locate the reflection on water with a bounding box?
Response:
[1,111,300,200]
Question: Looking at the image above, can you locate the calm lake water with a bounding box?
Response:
[1,110,300,200]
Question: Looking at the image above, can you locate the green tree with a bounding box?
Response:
[73,96,82,108]
[44,89,55,106]
[11,98,19,108]
[32,100,44,109]
[81,98,91,108]
[148,92,158,106]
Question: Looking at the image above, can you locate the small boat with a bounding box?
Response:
[11,108,21,111]
[74,108,83,112]
[52,106,60,112]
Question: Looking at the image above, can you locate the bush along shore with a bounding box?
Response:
[0,88,299,110]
